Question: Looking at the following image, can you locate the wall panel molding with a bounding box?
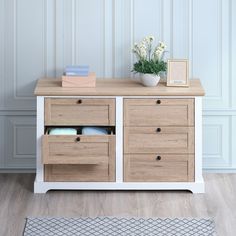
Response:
[0,0,5,109]
[13,0,46,100]
[172,0,190,59]
[0,0,235,171]
[231,0,236,109]
[232,116,236,168]
[103,0,113,77]
[193,0,231,110]
[203,110,236,116]
[203,116,231,168]
[3,0,46,110]
[162,0,172,59]
[45,0,56,78]
[113,0,133,78]
[4,116,36,168]
[14,125,36,158]
[0,117,4,167]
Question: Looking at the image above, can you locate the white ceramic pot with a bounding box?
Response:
[141,73,160,87]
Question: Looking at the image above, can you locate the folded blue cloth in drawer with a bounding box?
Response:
[49,128,77,135]
[82,127,108,135]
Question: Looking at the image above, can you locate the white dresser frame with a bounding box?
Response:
[34,96,204,193]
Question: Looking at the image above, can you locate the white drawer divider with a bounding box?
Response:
[195,97,204,186]
[115,97,123,183]
[36,96,44,183]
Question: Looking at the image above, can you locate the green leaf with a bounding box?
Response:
[132,60,167,75]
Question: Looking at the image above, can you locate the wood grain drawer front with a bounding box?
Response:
[124,99,194,127]
[45,164,111,182]
[45,98,115,126]
[42,135,114,164]
[124,154,194,182]
[43,135,115,182]
[124,127,194,154]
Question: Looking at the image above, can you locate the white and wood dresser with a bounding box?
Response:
[34,78,205,193]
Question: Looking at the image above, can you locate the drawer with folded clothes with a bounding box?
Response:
[42,126,116,182]
[45,126,115,135]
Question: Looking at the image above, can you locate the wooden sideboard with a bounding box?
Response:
[34,78,205,193]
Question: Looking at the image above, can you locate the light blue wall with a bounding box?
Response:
[0,0,235,171]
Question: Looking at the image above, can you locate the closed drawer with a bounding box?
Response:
[124,154,194,182]
[45,98,115,126]
[124,127,194,154]
[45,164,113,182]
[124,99,194,126]
[43,135,115,182]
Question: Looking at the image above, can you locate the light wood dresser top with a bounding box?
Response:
[34,78,205,96]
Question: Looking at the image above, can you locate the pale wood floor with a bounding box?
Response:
[0,174,236,236]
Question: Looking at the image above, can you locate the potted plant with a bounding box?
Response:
[132,36,167,87]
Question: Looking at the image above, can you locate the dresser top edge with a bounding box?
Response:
[34,78,205,96]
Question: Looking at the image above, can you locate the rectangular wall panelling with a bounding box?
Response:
[0,0,235,171]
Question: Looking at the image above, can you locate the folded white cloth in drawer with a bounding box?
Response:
[49,128,77,135]
[82,127,108,135]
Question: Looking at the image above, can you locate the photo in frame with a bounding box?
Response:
[167,59,189,87]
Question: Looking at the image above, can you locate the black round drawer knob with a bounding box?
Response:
[156,156,161,161]
[77,99,82,104]
[76,137,80,142]
[156,100,161,104]
[156,128,161,132]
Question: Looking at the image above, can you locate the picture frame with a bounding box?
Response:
[167,59,189,87]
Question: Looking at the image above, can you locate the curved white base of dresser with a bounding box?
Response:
[34,179,205,194]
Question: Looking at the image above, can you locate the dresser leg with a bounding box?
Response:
[34,180,50,194]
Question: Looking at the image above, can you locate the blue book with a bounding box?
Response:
[65,71,89,76]
[65,65,89,72]
[64,65,89,76]
[65,68,89,73]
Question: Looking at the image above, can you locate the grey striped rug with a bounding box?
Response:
[23,217,215,236]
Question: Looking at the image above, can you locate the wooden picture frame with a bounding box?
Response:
[167,59,189,87]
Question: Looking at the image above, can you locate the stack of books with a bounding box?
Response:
[62,65,96,88]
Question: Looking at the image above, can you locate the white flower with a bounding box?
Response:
[139,46,147,59]
[142,35,155,45]
[145,35,155,42]
[132,42,147,60]
[132,35,167,62]
[140,42,147,49]
[152,41,167,61]
[154,47,164,61]
[159,41,166,49]
[149,36,155,41]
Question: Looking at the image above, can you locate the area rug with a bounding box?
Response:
[23,217,216,236]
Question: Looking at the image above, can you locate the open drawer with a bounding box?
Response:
[42,134,115,182]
